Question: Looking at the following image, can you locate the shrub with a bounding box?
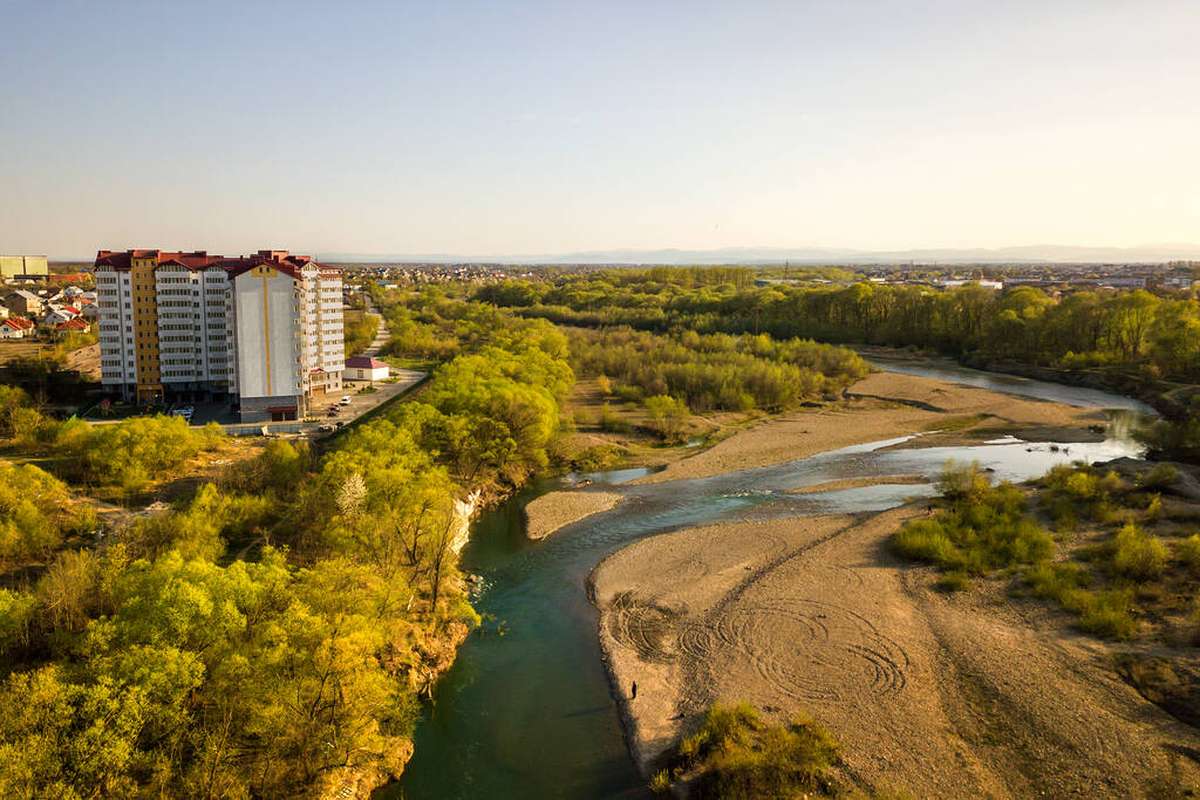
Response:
[1138,463,1179,491]
[1177,534,1200,573]
[934,571,971,592]
[643,395,690,443]
[667,702,840,799]
[892,470,1051,576]
[0,589,37,652]
[1075,589,1138,639]
[1038,463,1123,525]
[571,444,625,472]
[1024,561,1090,602]
[122,483,274,561]
[598,403,631,434]
[649,769,670,794]
[0,463,76,564]
[57,415,224,491]
[892,519,962,570]
[936,461,990,503]
[1023,562,1138,639]
[1143,494,1164,522]
[1111,522,1168,581]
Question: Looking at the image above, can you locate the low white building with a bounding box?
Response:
[0,317,35,339]
[344,356,390,382]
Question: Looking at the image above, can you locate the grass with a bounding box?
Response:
[921,413,989,433]
[656,702,841,799]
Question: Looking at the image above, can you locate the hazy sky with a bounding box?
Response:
[3,1,1199,258]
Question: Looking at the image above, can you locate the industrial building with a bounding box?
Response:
[0,255,49,279]
[94,249,345,421]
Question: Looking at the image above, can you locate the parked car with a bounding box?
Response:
[170,406,194,423]
[340,395,352,406]
[318,423,334,433]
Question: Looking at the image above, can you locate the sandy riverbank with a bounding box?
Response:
[524,490,622,540]
[634,371,1105,484]
[591,507,1200,797]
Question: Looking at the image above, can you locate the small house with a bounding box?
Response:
[344,356,390,382]
[41,306,79,329]
[53,318,91,337]
[4,290,43,316]
[0,317,36,339]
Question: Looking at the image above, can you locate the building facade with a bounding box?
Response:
[95,249,344,421]
[0,255,49,279]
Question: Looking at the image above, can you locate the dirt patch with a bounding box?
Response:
[65,342,100,380]
[593,507,1200,797]
[633,371,1103,485]
[524,490,622,540]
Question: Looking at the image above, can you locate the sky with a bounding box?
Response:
[2,0,1199,259]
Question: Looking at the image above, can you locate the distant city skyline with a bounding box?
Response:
[3,2,1199,259]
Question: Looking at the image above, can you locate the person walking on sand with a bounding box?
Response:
[631,681,638,700]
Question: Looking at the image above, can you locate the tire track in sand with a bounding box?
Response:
[675,518,911,710]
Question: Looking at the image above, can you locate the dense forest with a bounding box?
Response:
[568,327,868,413]
[0,293,572,797]
[476,268,1200,386]
[477,268,1200,459]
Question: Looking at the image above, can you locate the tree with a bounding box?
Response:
[643,395,690,442]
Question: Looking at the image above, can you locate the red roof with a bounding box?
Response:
[49,272,91,285]
[94,249,337,280]
[2,317,35,330]
[61,305,81,316]
[345,356,388,369]
[55,319,89,331]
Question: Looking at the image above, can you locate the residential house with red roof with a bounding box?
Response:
[53,318,91,337]
[0,317,36,339]
[344,355,391,382]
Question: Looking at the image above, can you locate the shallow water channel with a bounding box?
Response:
[390,363,1153,799]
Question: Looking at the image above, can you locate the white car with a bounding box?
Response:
[340,395,352,406]
[170,406,194,423]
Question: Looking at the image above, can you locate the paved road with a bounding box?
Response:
[362,300,389,357]
[222,367,425,437]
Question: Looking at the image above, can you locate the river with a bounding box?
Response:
[389,362,1153,799]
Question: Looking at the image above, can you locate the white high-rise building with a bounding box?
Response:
[95,249,345,421]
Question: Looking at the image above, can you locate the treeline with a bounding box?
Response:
[372,285,557,366]
[475,270,1200,385]
[570,327,868,413]
[0,297,574,796]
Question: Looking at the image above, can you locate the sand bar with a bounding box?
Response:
[524,490,622,540]
[592,507,1200,797]
[634,371,1104,484]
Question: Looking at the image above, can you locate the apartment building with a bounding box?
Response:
[94,249,345,421]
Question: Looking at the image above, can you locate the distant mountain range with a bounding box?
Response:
[318,243,1200,265]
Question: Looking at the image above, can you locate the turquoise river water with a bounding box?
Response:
[388,362,1154,799]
